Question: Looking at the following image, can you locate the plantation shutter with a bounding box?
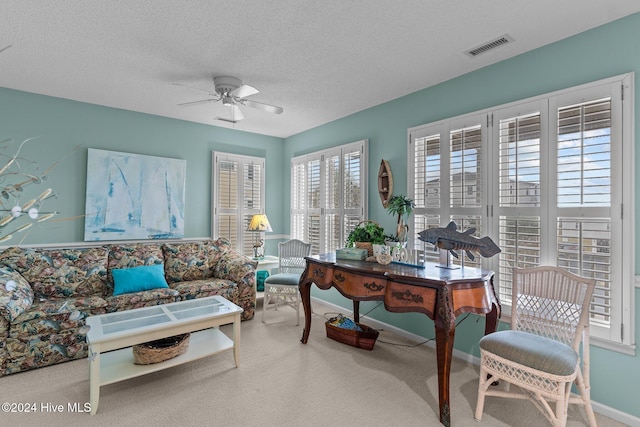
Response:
[215,156,239,247]
[324,149,341,253]
[410,125,443,263]
[552,94,617,340]
[409,74,632,347]
[343,145,364,252]
[449,120,485,269]
[306,156,322,254]
[409,117,486,267]
[291,140,367,255]
[493,101,544,302]
[291,160,306,242]
[212,152,265,256]
[243,161,263,255]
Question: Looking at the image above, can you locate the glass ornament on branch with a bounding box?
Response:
[0,137,63,243]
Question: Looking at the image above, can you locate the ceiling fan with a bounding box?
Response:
[174,76,283,123]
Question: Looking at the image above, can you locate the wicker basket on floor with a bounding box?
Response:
[325,321,379,351]
[133,333,190,365]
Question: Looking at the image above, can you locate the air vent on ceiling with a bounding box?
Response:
[464,34,514,58]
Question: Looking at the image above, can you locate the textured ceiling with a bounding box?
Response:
[1,1,639,138]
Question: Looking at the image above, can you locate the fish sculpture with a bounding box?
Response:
[417,221,501,261]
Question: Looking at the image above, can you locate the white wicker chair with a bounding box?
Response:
[475,266,597,427]
[261,239,311,325]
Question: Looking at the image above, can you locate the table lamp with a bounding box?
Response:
[247,213,272,259]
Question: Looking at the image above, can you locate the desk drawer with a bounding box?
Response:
[332,270,386,298]
[385,281,437,317]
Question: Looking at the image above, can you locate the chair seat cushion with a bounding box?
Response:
[264,273,301,286]
[479,330,578,376]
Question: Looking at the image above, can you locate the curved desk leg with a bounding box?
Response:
[353,300,360,323]
[300,279,312,344]
[434,286,455,427]
[484,276,501,335]
[484,303,499,335]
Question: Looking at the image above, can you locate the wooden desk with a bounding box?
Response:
[299,254,500,427]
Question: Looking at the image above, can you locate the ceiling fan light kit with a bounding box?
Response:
[176,75,283,123]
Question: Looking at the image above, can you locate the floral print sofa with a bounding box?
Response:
[0,238,256,377]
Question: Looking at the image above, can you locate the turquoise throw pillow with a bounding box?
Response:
[112,264,169,296]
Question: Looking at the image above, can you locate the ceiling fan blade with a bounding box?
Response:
[242,99,283,114]
[231,84,259,99]
[230,104,245,121]
[172,82,215,95]
[177,98,218,107]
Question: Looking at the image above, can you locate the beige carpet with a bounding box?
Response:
[0,299,627,427]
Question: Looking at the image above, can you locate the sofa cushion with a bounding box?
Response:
[11,295,107,325]
[0,266,34,322]
[161,240,228,283]
[0,247,109,298]
[0,316,8,338]
[112,264,169,295]
[5,295,103,374]
[213,250,258,284]
[169,278,239,301]
[5,330,89,374]
[107,243,164,286]
[9,296,105,338]
[212,237,232,252]
[103,287,179,313]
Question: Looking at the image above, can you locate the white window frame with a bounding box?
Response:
[291,139,368,254]
[408,73,634,353]
[408,114,489,270]
[211,152,266,257]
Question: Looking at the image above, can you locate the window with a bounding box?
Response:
[410,116,487,269]
[408,74,634,350]
[212,152,265,256]
[291,140,368,254]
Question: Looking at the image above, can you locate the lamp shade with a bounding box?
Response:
[247,214,273,232]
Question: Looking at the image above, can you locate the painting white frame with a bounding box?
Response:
[84,149,186,241]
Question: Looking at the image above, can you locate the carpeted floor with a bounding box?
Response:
[0,298,628,427]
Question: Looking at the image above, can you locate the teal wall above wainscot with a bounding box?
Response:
[0,88,285,252]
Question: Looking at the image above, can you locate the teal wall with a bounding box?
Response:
[2,11,640,419]
[284,13,640,418]
[0,88,285,252]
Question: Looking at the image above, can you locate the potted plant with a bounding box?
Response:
[346,220,385,256]
[385,195,415,243]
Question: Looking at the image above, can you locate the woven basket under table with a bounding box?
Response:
[133,333,190,365]
[325,321,379,351]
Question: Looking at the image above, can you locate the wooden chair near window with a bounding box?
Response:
[475,266,597,427]
[262,239,311,325]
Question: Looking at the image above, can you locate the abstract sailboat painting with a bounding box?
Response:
[84,149,186,241]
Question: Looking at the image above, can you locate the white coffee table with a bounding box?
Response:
[85,296,242,415]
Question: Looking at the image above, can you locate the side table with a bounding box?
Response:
[254,255,279,292]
